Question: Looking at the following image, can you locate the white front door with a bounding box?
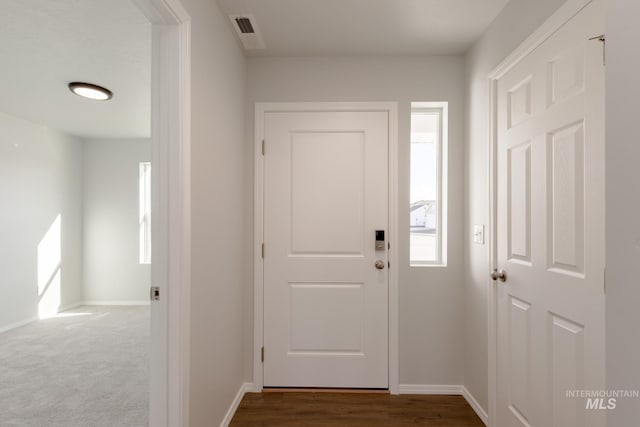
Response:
[262,109,389,388]
[495,2,605,426]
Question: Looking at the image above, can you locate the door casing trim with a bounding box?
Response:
[132,0,191,425]
[253,102,399,394]
[486,1,592,425]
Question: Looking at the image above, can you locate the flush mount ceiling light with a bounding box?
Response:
[68,82,113,101]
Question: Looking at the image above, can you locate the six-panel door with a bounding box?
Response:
[496,1,605,426]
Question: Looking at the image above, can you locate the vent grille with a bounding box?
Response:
[229,14,264,49]
[235,17,255,34]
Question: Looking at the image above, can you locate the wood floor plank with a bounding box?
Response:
[230,392,485,426]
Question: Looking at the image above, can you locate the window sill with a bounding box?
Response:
[410,262,447,268]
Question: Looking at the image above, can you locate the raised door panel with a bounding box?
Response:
[547,46,585,108]
[289,283,364,353]
[547,122,585,276]
[508,142,532,264]
[549,314,585,427]
[508,77,533,129]
[508,296,533,427]
[290,132,365,255]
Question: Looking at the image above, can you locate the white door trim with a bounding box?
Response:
[253,102,399,394]
[487,1,592,425]
[132,0,191,425]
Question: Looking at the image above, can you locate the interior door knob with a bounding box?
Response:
[375,260,385,270]
[491,269,507,282]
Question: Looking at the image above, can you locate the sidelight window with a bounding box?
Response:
[410,103,447,266]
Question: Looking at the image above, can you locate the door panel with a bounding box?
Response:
[548,122,585,274]
[289,283,364,353]
[507,142,532,263]
[290,132,364,255]
[263,110,389,388]
[507,295,532,424]
[550,314,585,427]
[496,2,604,426]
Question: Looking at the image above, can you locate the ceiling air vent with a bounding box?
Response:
[235,17,254,34]
[229,14,265,50]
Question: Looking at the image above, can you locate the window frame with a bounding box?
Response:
[409,102,448,267]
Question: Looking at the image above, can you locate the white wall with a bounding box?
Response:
[178,0,248,425]
[82,138,150,303]
[463,0,570,412]
[606,0,640,423]
[246,55,466,386]
[0,111,83,330]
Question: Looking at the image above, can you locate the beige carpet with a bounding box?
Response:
[0,306,149,426]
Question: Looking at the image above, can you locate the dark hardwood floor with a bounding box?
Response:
[230,392,485,426]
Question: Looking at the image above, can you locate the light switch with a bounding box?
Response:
[473,225,485,245]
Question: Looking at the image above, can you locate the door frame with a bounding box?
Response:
[253,102,399,393]
[132,0,191,425]
[487,1,593,425]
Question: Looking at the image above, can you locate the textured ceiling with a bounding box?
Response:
[0,0,150,139]
[216,0,510,56]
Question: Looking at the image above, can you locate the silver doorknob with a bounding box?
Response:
[375,260,385,270]
[490,269,507,282]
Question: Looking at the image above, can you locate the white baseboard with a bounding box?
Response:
[399,384,463,394]
[462,386,488,425]
[0,316,38,334]
[399,384,488,425]
[81,300,150,306]
[220,382,254,427]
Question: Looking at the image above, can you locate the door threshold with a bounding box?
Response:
[262,387,390,394]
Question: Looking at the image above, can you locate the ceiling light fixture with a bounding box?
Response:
[68,82,113,101]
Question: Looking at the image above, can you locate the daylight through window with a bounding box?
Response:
[410,104,446,265]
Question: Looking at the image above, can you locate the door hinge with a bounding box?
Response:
[388,261,391,269]
[589,33,606,65]
[262,139,265,155]
[261,243,265,258]
[150,286,160,301]
[261,346,264,362]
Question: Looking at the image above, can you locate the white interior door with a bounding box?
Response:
[263,110,389,388]
[495,2,605,426]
